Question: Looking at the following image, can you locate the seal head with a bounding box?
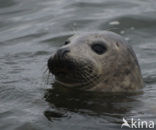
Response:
[48,31,144,92]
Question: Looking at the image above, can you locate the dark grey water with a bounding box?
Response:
[0,0,156,130]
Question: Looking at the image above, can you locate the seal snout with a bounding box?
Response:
[47,47,73,76]
[56,48,70,59]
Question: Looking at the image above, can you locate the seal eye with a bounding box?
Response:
[64,41,70,45]
[91,43,107,55]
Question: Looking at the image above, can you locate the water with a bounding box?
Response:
[0,0,156,129]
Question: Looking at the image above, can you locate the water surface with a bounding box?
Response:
[0,0,156,130]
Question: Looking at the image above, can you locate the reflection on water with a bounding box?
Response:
[0,0,156,130]
[44,83,142,120]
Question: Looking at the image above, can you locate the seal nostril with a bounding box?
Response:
[57,48,70,58]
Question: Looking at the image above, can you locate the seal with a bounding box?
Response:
[47,31,144,92]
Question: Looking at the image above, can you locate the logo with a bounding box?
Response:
[121,118,155,129]
[121,118,131,128]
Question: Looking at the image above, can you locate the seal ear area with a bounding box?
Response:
[90,41,107,55]
[114,42,120,50]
